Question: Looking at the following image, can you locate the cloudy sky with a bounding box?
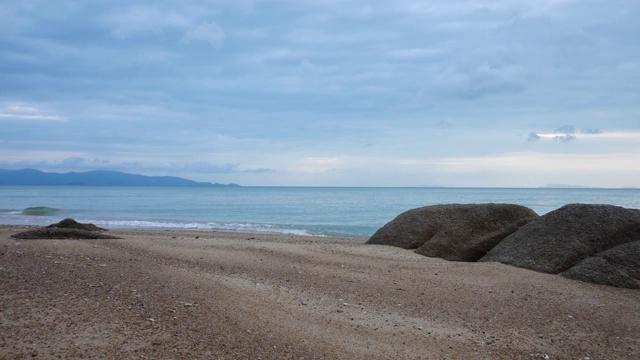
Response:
[1,1,639,187]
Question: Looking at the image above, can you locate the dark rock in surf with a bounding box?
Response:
[366,203,539,261]
[11,228,120,240]
[46,218,107,231]
[11,218,119,239]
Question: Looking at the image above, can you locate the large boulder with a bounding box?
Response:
[560,241,640,289]
[366,204,539,261]
[480,204,640,274]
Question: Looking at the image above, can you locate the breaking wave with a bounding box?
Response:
[21,206,62,216]
[84,219,315,236]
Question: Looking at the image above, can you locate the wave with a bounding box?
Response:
[21,206,62,216]
[84,219,315,236]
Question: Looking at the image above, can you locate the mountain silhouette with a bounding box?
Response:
[0,169,239,187]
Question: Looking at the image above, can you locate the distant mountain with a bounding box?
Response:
[543,184,588,189]
[0,169,240,187]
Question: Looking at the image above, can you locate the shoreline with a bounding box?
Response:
[0,223,373,239]
[1,226,639,359]
[1,224,369,239]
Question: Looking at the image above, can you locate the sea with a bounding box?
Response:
[1,186,639,238]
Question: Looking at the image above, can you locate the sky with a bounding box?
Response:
[1,0,639,187]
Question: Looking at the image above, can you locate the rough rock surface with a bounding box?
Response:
[367,204,539,261]
[561,241,640,289]
[11,218,118,239]
[46,218,107,231]
[11,227,120,239]
[480,204,640,274]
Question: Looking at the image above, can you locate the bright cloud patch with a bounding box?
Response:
[526,126,640,142]
[0,102,65,121]
[542,131,640,140]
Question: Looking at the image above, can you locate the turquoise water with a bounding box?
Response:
[1,186,639,237]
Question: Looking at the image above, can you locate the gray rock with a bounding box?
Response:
[367,204,539,261]
[11,227,120,239]
[480,204,640,274]
[46,218,107,231]
[11,218,118,239]
[561,241,640,289]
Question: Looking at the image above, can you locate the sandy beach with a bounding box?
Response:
[1,225,638,359]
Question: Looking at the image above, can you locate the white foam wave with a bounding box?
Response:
[83,219,312,236]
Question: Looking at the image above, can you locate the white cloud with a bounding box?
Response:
[287,27,398,45]
[431,63,527,99]
[528,129,640,141]
[0,102,65,122]
[0,151,87,165]
[183,21,225,49]
[381,152,640,187]
[109,6,190,38]
[0,113,64,121]
[390,48,443,60]
[243,48,309,65]
[109,6,225,49]
[422,152,640,174]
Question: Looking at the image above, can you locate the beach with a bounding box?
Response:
[1,226,639,359]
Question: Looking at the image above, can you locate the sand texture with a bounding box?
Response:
[1,226,639,359]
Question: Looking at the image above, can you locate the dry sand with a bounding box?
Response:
[1,225,638,359]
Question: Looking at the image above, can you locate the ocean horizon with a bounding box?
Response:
[2,185,639,238]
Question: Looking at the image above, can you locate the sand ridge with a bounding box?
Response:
[1,226,639,359]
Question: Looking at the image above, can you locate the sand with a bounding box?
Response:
[1,225,638,359]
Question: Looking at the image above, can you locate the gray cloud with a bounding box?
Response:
[62,157,89,166]
[555,125,575,134]
[1,1,639,186]
[430,61,527,100]
[0,158,252,176]
[182,22,225,49]
[553,134,576,142]
[0,157,110,172]
[241,168,275,174]
[582,128,603,134]
[553,125,576,142]
[436,121,453,129]
[173,162,237,174]
[108,5,189,38]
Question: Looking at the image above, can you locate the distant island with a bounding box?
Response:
[542,184,589,189]
[0,169,240,187]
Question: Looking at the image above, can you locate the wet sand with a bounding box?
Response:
[1,225,639,359]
